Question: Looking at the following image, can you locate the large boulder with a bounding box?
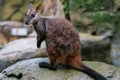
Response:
[79,33,111,63]
[0,58,119,80]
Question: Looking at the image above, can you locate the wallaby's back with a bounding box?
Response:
[45,18,81,64]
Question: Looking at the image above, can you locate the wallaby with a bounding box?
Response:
[25,3,107,80]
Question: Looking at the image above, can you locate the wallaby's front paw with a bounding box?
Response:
[37,43,40,48]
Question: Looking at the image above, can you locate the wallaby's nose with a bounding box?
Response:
[25,22,28,25]
[25,21,28,25]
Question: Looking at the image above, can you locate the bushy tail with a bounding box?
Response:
[80,64,107,80]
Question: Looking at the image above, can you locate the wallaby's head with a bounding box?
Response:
[25,3,42,25]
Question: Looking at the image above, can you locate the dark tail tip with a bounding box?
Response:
[81,64,107,80]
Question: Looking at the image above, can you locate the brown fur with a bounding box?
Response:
[45,18,81,65]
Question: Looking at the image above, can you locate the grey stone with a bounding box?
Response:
[0,58,120,80]
[110,32,120,67]
[0,21,33,43]
[0,37,45,72]
[79,33,111,63]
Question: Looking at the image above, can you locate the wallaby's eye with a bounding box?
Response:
[31,14,35,17]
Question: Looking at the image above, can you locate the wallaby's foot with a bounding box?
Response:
[37,43,40,48]
[39,62,57,70]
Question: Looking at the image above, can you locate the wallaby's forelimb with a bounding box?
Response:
[37,36,41,48]
[39,55,58,70]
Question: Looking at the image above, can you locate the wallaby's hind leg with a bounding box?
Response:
[39,55,58,70]
[70,54,107,80]
[69,54,83,69]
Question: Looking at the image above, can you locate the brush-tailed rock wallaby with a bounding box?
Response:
[25,3,107,80]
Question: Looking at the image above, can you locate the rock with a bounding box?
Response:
[110,32,120,67]
[79,33,111,64]
[70,7,115,37]
[71,12,93,26]
[0,37,45,72]
[115,0,120,7]
[110,44,120,67]
[0,58,120,80]
[0,21,33,43]
[71,12,92,32]
[0,43,3,49]
[90,24,115,37]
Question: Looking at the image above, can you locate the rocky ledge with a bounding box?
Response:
[0,58,120,80]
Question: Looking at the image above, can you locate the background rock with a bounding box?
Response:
[0,58,120,80]
[0,37,45,72]
[79,33,111,63]
[0,21,33,44]
[110,32,120,67]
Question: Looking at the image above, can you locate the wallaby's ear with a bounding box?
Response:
[28,3,33,9]
[36,3,42,12]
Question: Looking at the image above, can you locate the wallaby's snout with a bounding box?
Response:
[25,3,34,25]
[25,17,32,25]
[25,13,36,25]
[25,20,29,25]
[25,17,31,25]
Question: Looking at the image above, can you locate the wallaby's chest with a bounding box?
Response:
[33,21,46,35]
